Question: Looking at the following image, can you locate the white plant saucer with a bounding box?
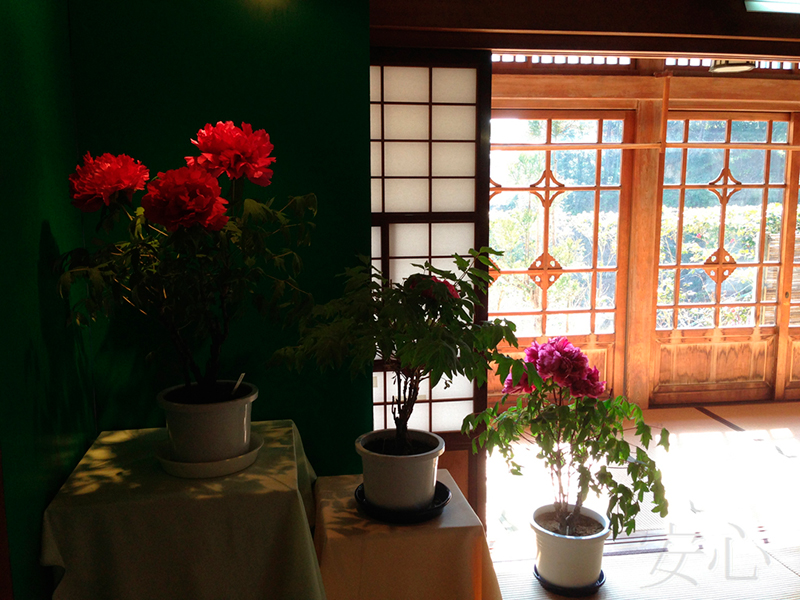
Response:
[156,434,264,479]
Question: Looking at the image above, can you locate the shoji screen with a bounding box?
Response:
[369,48,491,516]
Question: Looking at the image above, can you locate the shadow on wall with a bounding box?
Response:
[32,221,96,480]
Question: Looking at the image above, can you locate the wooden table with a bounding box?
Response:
[41,420,325,600]
[314,469,502,600]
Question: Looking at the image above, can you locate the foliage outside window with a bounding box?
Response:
[657,118,788,330]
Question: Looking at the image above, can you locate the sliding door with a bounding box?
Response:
[369,48,492,517]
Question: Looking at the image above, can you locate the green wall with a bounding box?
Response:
[0,1,96,597]
[1,0,371,597]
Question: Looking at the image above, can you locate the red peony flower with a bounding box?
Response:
[69,152,149,212]
[186,121,276,187]
[409,275,459,299]
[141,166,228,232]
[438,278,460,299]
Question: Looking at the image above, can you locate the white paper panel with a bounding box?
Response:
[431,222,475,256]
[371,142,382,177]
[372,405,386,430]
[432,105,476,140]
[432,142,475,176]
[372,372,385,402]
[371,226,382,259]
[384,142,429,177]
[389,223,429,257]
[384,66,429,103]
[384,104,429,140]
[430,257,457,272]
[370,178,382,212]
[370,66,381,102]
[385,178,429,212]
[431,400,474,431]
[432,68,477,104]
[432,179,475,211]
[431,373,473,399]
[390,258,423,284]
[370,104,382,139]
[406,404,430,431]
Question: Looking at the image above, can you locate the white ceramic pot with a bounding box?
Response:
[355,429,445,511]
[157,381,257,463]
[530,504,611,589]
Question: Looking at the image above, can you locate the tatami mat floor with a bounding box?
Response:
[487,403,800,599]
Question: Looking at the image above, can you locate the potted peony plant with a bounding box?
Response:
[462,337,670,595]
[59,121,316,468]
[280,248,518,515]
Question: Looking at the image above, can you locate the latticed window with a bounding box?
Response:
[488,115,627,338]
[657,117,790,330]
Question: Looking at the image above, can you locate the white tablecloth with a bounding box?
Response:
[314,469,502,600]
[41,420,325,600]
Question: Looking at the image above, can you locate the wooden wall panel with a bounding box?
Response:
[716,342,767,383]
[438,448,470,502]
[658,344,713,385]
[584,348,609,379]
[789,341,800,382]
[656,341,769,387]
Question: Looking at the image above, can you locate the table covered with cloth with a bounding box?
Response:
[41,420,325,600]
[313,469,502,600]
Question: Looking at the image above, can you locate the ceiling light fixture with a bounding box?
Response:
[708,59,757,73]
[745,0,800,13]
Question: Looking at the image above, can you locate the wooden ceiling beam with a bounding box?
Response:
[492,74,800,111]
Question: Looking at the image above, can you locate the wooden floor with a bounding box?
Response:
[487,403,800,599]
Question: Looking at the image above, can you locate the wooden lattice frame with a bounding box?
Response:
[488,113,629,337]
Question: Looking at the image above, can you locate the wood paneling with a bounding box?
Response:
[656,340,770,386]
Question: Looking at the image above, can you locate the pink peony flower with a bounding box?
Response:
[69,152,149,212]
[186,121,276,186]
[536,337,589,387]
[141,166,228,232]
[568,366,606,398]
[502,372,534,395]
[524,341,541,365]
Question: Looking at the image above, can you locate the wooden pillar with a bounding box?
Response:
[625,99,664,407]
[774,113,800,399]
